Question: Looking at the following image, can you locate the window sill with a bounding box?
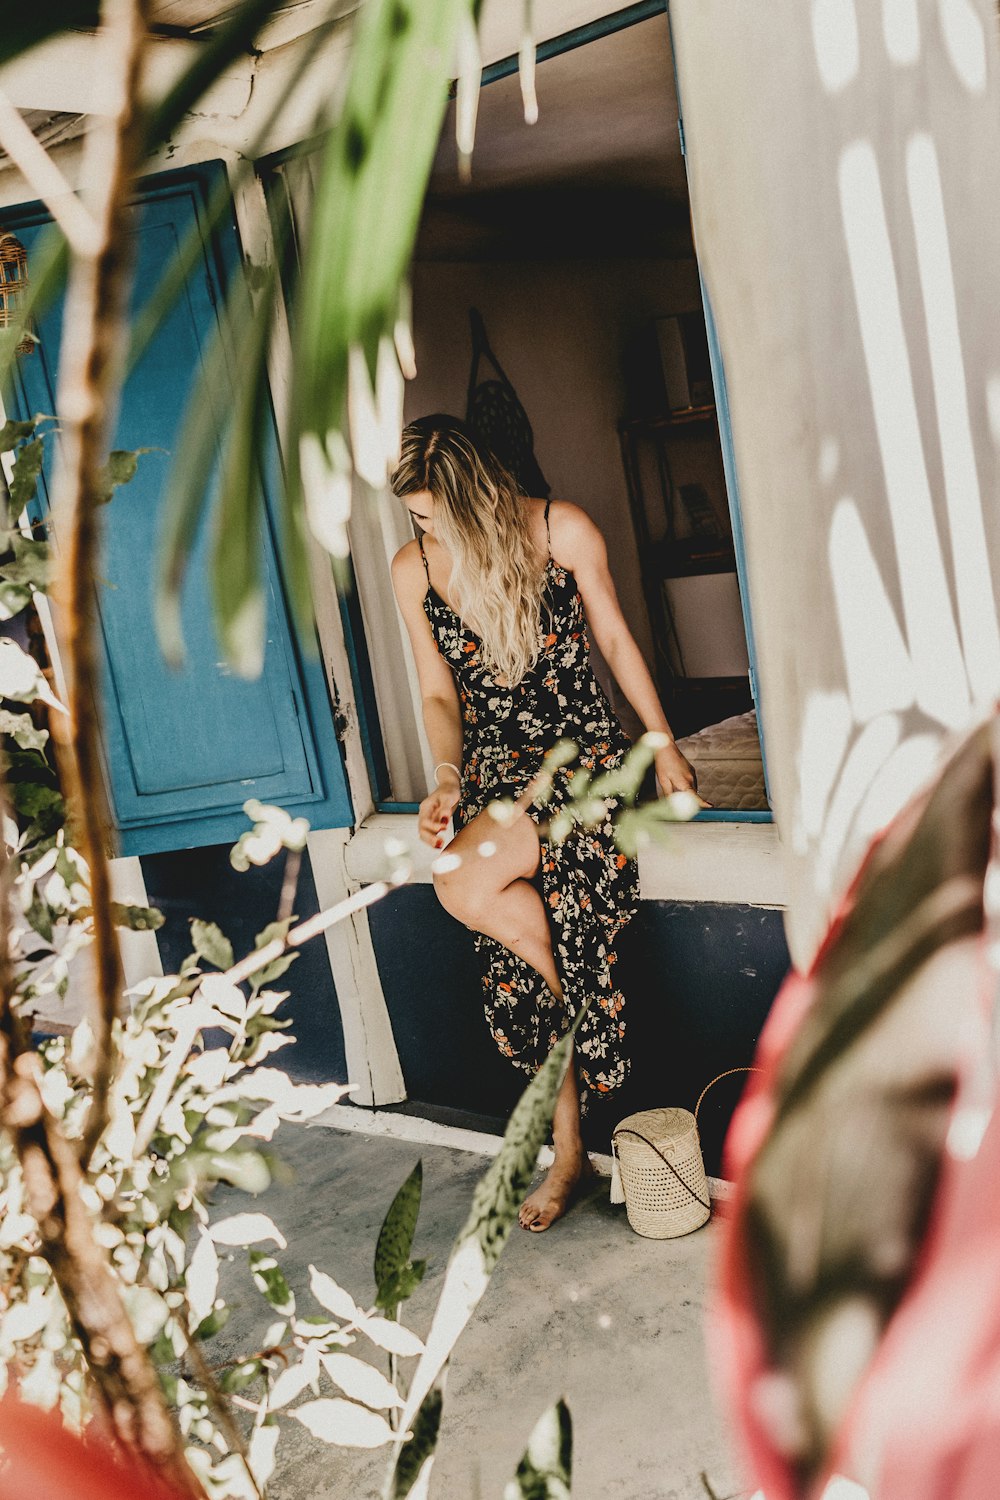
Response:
[347,811,786,908]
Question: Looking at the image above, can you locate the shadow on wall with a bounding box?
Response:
[368,888,790,1177]
[140,845,348,1085]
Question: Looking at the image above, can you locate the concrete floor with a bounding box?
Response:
[211,1123,749,1500]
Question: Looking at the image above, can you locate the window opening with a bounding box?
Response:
[266,5,770,821]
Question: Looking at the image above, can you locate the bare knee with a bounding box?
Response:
[434,865,491,931]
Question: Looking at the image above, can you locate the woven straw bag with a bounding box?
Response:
[609,1069,756,1239]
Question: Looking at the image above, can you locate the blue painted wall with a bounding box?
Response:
[369,891,789,1175]
[141,846,348,1085]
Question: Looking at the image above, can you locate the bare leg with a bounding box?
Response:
[434,806,591,1231]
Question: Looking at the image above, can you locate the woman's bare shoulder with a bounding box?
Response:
[390,537,425,598]
[544,499,602,560]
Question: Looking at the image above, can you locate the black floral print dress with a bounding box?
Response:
[419,500,639,1111]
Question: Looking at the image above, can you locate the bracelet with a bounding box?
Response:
[434,761,462,785]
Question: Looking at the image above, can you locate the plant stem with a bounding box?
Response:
[183,1319,264,1500]
[276,847,302,926]
[226,869,409,988]
[47,0,150,1169]
[0,761,202,1497]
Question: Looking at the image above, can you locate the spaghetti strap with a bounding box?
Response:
[543,498,552,559]
[417,531,431,581]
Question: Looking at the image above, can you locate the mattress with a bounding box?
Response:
[675,709,768,812]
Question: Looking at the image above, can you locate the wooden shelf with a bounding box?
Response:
[620,406,717,432]
[651,537,736,578]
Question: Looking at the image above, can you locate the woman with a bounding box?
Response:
[390,415,701,1231]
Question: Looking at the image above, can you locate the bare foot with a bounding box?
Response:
[518,1153,594,1232]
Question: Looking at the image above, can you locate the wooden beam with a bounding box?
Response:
[0,30,253,118]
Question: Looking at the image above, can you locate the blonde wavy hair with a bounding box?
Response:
[391,415,548,686]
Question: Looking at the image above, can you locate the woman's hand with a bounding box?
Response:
[654,742,712,808]
[419,774,462,849]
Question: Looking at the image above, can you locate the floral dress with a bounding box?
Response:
[419,500,640,1111]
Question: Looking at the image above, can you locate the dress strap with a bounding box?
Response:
[417,530,431,581]
[543,498,552,560]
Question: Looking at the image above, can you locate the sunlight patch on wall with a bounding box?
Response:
[882,0,921,65]
[815,714,901,893]
[829,499,915,722]
[851,733,940,841]
[937,0,987,93]
[794,690,853,856]
[819,435,841,485]
[906,132,1000,703]
[837,139,970,729]
[811,0,860,93]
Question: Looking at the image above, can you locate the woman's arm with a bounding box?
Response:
[548,500,708,802]
[391,542,465,846]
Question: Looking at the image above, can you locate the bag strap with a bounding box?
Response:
[611,1127,710,1212]
[466,306,516,412]
[694,1066,761,1123]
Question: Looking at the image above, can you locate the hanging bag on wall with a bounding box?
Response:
[465,307,551,498]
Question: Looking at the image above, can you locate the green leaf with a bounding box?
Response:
[613,796,696,859]
[249,1249,296,1317]
[389,1028,580,1499]
[94,448,155,505]
[250,917,299,988]
[11,781,64,830]
[210,1150,271,1195]
[284,0,472,632]
[375,1259,427,1313]
[110,901,165,932]
[503,1401,573,1500]
[256,952,299,988]
[218,1359,261,1394]
[374,1160,423,1298]
[9,437,44,511]
[25,892,54,944]
[0,419,36,452]
[193,1304,231,1341]
[461,1032,576,1277]
[190,918,234,972]
[257,916,295,953]
[210,271,272,678]
[244,1010,292,1041]
[390,1385,443,1500]
[0,534,52,590]
[0,583,32,620]
[154,315,234,668]
[0,710,48,750]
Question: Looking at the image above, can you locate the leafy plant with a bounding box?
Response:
[0,6,689,1493]
[505,1401,573,1500]
[0,418,162,1019]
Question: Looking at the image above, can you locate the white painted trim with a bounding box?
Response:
[638,819,786,907]
[306,827,406,1108]
[479,0,653,66]
[345,810,788,908]
[311,1100,733,1199]
[226,161,374,824]
[0,1,659,202]
[111,855,164,994]
[0,32,254,119]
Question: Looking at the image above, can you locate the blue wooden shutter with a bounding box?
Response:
[6,167,353,853]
